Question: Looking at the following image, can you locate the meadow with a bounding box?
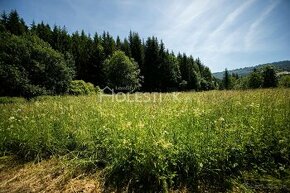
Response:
[0,89,289,192]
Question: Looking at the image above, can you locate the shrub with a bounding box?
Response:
[68,80,96,95]
[0,97,26,104]
[95,86,102,94]
[279,75,290,88]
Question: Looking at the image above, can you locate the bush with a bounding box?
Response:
[0,97,26,104]
[68,80,96,95]
[232,77,248,90]
[95,86,101,94]
[279,75,290,88]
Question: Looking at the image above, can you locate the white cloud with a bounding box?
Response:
[198,0,256,54]
[61,0,288,72]
[245,0,281,50]
[211,0,256,37]
[151,0,221,53]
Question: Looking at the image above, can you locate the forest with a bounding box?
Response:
[1,10,287,99]
[0,10,217,98]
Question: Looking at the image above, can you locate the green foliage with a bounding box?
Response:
[0,90,289,191]
[68,80,96,95]
[1,10,218,93]
[143,37,162,91]
[31,21,53,46]
[232,76,249,90]
[0,97,26,104]
[0,32,75,98]
[179,80,188,90]
[213,60,290,79]
[128,31,144,71]
[103,51,141,91]
[223,68,232,89]
[248,68,263,88]
[1,10,27,35]
[262,66,278,88]
[230,66,279,90]
[178,54,201,90]
[121,38,131,58]
[101,31,116,58]
[159,53,181,90]
[279,75,290,88]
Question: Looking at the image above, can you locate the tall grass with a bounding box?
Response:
[0,89,289,191]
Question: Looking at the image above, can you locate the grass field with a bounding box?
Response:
[0,89,290,192]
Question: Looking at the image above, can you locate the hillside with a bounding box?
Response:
[213,60,290,79]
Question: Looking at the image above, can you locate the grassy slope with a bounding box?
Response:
[0,89,290,192]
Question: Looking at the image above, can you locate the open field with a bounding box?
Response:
[0,89,290,192]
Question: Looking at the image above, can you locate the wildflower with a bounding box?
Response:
[155,139,173,149]
[249,102,255,108]
[126,121,132,127]
[161,141,173,149]
[9,116,15,121]
[138,122,145,128]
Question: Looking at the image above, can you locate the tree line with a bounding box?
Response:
[221,66,290,89]
[0,10,217,97]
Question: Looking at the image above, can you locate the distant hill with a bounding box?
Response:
[213,61,290,79]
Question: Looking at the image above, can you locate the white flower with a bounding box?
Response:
[9,116,15,121]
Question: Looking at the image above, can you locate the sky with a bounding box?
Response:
[0,0,289,72]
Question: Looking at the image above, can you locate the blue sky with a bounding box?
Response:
[0,0,289,72]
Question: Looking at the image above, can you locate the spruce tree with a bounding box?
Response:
[121,38,131,57]
[128,31,144,73]
[223,68,231,90]
[5,10,27,35]
[262,66,277,88]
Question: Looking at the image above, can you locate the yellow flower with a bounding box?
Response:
[138,122,144,128]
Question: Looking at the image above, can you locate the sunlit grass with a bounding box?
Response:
[0,89,289,191]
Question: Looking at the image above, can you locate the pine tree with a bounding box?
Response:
[144,37,160,91]
[262,66,277,88]
[116,36,122,50]
[31,22,53,46]
[159,52,181,90]
[121,38,131,57]
[223,68,231,90]
[0,11,8,32]
[0,10,217,92]
[5,10,27,35]
[101,31,115,58]
[128,31,144,73]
